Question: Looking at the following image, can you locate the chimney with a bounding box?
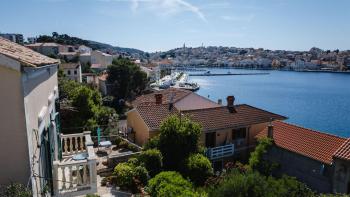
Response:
[267,121,274,139]
[226,96,236,113]
[155,94,162,104]
[218,99,222,105]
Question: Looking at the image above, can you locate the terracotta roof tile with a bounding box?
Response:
[132,88,192,107]
[0,37,59,67]
[135,103,179,130]
[136,103,286,132]
[257,121,347,164]
[333,139,350,161]
[183,105,286,131]
[59,62,80,69]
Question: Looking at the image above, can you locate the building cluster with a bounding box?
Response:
[151,46,350,71]
[1,34,350,196]
[127,88,350,194]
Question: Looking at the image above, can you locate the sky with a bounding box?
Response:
[1,0,350,52]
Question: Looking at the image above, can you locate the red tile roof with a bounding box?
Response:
[257,121,347,164]
[135,103,286,132]
[135,103,179,130]
[183,105,286,131]
[333,139,350,161]
[132,88,192,107]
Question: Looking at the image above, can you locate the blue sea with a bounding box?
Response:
[189,68,350,137]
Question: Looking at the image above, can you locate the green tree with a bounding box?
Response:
[207,170,315,197]
[158,115,201,170]
[146,171,199,197]
[138,149,163,177]
[107,58,148,100]
[248,137,275,175]
[185,153,213,186]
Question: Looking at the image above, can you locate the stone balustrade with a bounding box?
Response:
[53,131,97,197]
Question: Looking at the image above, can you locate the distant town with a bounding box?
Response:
[2,32,350,73]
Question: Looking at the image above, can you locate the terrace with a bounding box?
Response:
[52,131,97,197]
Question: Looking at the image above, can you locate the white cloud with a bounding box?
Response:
[221,14,255,22]
[102,0,206,21]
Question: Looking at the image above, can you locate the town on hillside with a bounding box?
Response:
[1,32,350,197]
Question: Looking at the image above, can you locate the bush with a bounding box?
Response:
[113,161,149,192]
[207,170,315,197]
[143,136,160,150]
[134,166,149,185]
[0,183,32,197]
[146,171,198,197]
[118,140,129,149]
[249,137,274,175]
[128,143,140,152]
[185,154,213,186]
[86,194,100,197]
[138,149,163,177]
[113,163,134,190]
[114,136,122,145]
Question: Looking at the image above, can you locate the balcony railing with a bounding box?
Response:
[53,131,97,197]
[206,144,234,160]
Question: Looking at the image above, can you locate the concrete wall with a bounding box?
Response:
[249,122,269,144]
[333,158,350,193]
[127,110,150,146]
[0,64,30,185]
[266,146,333,193]
[22,65,58,196]
[63,66,82,83]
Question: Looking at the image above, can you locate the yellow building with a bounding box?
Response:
[127,88,286,164]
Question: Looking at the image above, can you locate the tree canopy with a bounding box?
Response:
[158,115,202,170]
[107,57,148,100]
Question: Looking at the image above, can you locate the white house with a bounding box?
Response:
[59,62,83,82]
[0,37,97,197]
[91,50,113,69]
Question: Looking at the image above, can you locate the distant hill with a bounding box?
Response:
[36,32,145,58]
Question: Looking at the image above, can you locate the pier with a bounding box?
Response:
[189,72,270,76]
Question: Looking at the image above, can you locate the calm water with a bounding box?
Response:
[189,68,350,137]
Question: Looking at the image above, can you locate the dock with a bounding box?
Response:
[189,72,270,76]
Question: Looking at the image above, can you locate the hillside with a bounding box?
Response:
[36,32,145,58]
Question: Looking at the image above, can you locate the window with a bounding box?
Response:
[67,70,71,75]
[74,70,77,75]
[232,128,246,140]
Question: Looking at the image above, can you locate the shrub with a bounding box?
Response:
[0,183,32,197]
[113,161,149,192]
[138,149,163,177]
[134,166,149,185]
[114,136,122,146]
[128,143,140,152]
[113,163,134,189]
[207,170,315,197]
[185,153,213,186]
[86,194,100,197]
[118,140,129,149]
[143,136,160,150]
[248,137,274,175]
[146,171,198,197]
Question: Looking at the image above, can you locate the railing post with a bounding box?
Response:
[52,161,60,197]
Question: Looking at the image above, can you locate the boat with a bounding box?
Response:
[151,71,200,91]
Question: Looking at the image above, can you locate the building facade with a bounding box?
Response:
[59,62,82,82]
[0,33,24,44]
[0,37,60,196]
[257,121,350,194]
